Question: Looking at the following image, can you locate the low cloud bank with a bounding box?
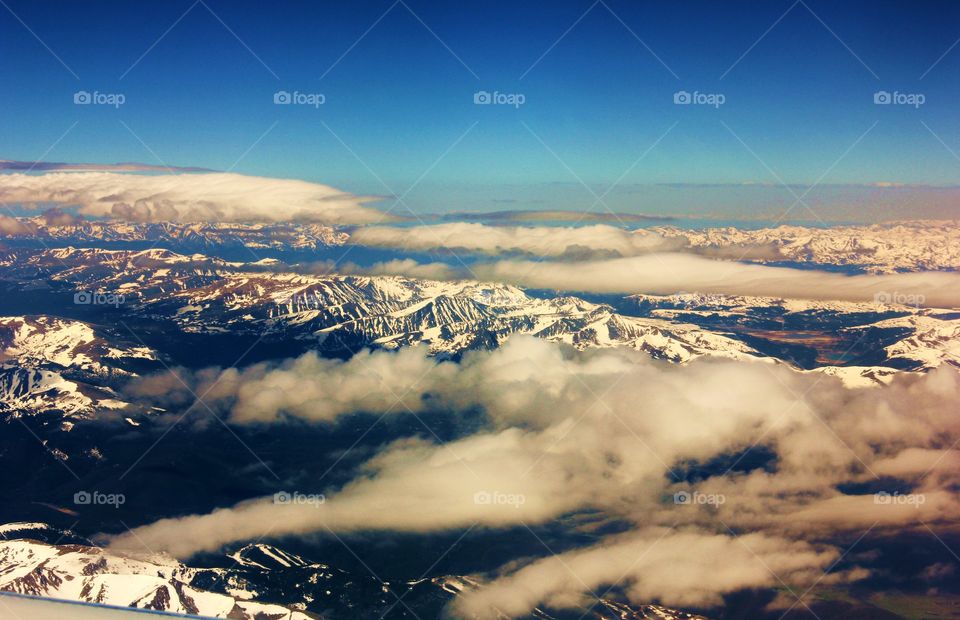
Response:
[350,223,686,259]
[475,253,960,306]
[295,257,463,281]
[455,529,850,615]
[0,214,35,235]
[0,172,390,224]
[345,253,960,306]
[351,222,785,262]
[112,338,960,616]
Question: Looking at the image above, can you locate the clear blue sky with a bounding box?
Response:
[2,0,960,218]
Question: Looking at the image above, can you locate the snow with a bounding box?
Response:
[0,316,156,372]
[654,220,960,274]
[806,365,899,388]
[0,523,51,536]
[847,312,960,369]
[0,539,312,619]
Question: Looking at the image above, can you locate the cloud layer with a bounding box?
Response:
[342,223,960,305]
[0,172,390,224]
[355,253,960,306]
[472,253,960,306]
[112,338,960,616]
[350,223,686,259]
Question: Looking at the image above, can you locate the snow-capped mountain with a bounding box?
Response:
[7,218,957,275]
[2,247,957,383]
[848,310,960,369]
[0,366,115,419]
[0,525,707,620]
[631,293,960,386]
[0,316,156,419]
[0,537,311,619]
[0,219,347,253]
[0,248,763,363]
[653,220,960,273]
[0,316,155,375]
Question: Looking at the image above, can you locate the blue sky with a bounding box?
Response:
[2,0,960,218]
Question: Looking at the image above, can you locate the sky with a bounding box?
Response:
[2,0,960,219]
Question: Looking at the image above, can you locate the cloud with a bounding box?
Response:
[0,214,36,235]
[437,210,673,223]
[350,223,685,259]
[111,338,960,615]
[453,529,849,616]
[289,258,463,281]
[40,207,85,227]
[362,258,462,280]
[349,222,781,263]
[0,171,392,224]
[300,250,960,306]
[469,253,960,306]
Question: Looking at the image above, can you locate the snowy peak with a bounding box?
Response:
[2,248,958,395]
[0,316,157,419]
[0,316,155,374]
[654,220,960,273]
[227,544,312,570]
[0,536,707,620]
[848,310,960,370]
[0,522,91,546]
[1,218,347,252]
[0,248,762,364]
[0,366,97,417]
[0,539,312,619]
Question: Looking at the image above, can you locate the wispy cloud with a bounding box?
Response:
[350,223,685,259]
[471,253,960,306]
[110,338,960,615]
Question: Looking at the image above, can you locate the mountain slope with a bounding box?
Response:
[0,538,312,619]
[0,529,707,620]
[0,316,156,419]
[0,248,764,363]
[653,220,960,273]
[0,219,347,253]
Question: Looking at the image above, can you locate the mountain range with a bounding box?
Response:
[3,217,958,274]
[0,223,957,620]
[0,523,706,620]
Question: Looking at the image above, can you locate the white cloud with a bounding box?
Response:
[350,223,684,258]
[110,338,960,615]
[305,252,960,306]
[463,253,960,306]
[0,171,390,224]
[453,529,848,616]
[0,214,35,235]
